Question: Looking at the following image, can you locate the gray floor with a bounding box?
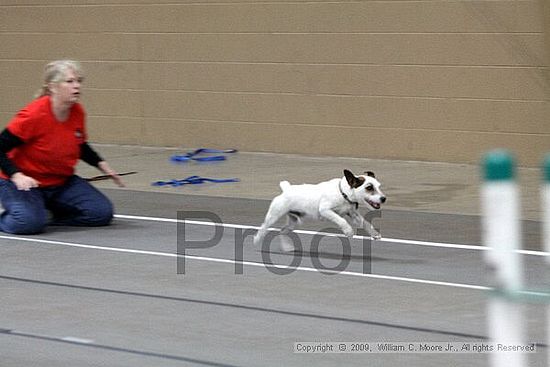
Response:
[0,146,548,366]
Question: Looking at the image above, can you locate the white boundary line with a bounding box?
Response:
[0,234,490,291]
[114,214,550,257]
[2,232,546,297]
[0,213,546,295]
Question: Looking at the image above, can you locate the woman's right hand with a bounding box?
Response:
[11,172,40,191]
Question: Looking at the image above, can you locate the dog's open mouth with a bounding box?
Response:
[366,199,381,209]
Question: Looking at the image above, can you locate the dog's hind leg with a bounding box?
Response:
[281,212,301,235]
[253,196,288,246]
[279,212,301,252]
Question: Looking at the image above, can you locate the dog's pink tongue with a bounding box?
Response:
[369,201,380,209]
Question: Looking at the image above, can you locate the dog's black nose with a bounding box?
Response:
[380,196,386,203]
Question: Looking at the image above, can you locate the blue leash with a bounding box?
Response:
[152,175,239,187]
[170,148,238,163]
[159,148,239,187]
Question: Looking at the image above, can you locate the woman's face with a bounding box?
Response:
[51,68,83,105]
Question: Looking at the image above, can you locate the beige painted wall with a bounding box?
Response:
[0,0,548,166]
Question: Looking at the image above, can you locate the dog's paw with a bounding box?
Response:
[343,226,355,238]
[371,231,382,240]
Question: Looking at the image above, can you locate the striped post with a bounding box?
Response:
[543,154,550,365]
[482,150,526,367]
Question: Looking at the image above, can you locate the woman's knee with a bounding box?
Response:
[0,185,48,234]
[0,209,48,234]
[83,199,114,226]
[51,176,114,227]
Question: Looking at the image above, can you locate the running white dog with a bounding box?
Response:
[253,169,386,251]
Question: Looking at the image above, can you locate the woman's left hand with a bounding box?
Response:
[98,161,125,187]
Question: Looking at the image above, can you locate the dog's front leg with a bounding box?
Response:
[365,221,381,240]
[319,208,354,238]
[350,211,381,240]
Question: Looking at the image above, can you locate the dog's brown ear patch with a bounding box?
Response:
[344,169,365,188]
[365,171,376,178]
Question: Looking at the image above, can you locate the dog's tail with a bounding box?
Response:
[279,181,291,192]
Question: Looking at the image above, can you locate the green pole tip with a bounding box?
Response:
[543,154,550,182]
[482,149,515,181]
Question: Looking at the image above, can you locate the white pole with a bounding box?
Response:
[482,150,526,367]
[542,154,550,366]
[543,154,550,258]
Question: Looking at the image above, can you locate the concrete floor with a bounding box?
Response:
[0,145,548,366]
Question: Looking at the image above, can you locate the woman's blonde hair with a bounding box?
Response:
[36,60,84,98]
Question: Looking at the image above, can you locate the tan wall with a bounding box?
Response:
[0,0,549,166]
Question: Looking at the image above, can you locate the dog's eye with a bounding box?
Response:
[366,184,373,191]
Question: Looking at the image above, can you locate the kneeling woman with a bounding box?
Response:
[0,60,124,234]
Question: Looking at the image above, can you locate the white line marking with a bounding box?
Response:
[0,234,489,291]
[1,233,545,298]
[0,236,545,296]
[0,214,546,295]
[61,336,94,344]
[114,214,550,257]
[6,329,95,344]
